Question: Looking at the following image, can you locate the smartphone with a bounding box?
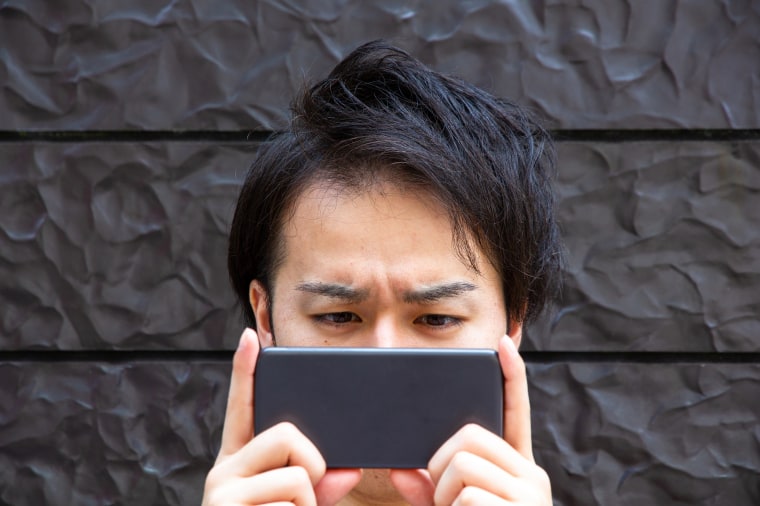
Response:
[254,347,503,469]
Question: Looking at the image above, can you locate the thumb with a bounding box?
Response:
[499,334,534,461]
[315,469,363,506]
[218,328,259,459]
[389,469,435,506]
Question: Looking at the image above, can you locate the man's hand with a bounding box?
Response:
[390,335,552,505]
[202,329,362,506]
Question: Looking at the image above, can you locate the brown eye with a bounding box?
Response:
[415,314,460,327]
[318,312,360,324]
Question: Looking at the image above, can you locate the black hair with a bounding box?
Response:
[228,40,561,327]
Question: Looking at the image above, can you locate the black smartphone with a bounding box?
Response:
[254,347,503,469]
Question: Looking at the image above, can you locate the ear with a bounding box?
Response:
[249,280,274,348]
[507,320,523,349]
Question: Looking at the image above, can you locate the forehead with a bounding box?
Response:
[276,179,477,273]
[292,180,438,221]
[283,180,447,241]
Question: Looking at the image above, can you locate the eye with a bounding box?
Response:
[315,312,361,325]
[415,314,461,328]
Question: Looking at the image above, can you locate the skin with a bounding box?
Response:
[203,180,551,505]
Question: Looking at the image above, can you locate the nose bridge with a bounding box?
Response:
[370,313,403,348]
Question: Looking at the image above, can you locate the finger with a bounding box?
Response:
[216,421,327,486]
[389,469,435,506]
[427,424,525,485]
[499,335,534,460]
[211,466,317,506]
[219,328,260,459]
[314,469,363,506]
[433,451,518,505]
[452,486,510,506]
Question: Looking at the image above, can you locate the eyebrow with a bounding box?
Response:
[402,281,478,304]
[295,280,478,305]
[295,282,370,304]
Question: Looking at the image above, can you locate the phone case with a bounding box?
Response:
[254,347,503,468]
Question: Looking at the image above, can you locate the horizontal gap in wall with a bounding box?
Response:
[1,129,759,143]
[0,350,759,364]
[521,351,760,364]
[551,129,760,142]
[0,130,274,143]
[0,350,234,363]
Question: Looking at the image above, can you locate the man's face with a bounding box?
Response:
[249,179,514,350]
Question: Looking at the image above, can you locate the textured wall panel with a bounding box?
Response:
[0,361,757,505]
[530,362,760,505]
[0,361,227,505]
[525,141,760,351]
[3,141,758,351]
[1,1,756,504]
[0,142,254,350]
[1,0,758,130]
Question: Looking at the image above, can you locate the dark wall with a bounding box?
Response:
[1,1,759,504]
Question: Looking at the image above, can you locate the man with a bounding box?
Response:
[203,40,560,505]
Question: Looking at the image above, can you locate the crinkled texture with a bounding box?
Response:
[1,362,758,505]
[529,362,760,505]
[0,362,229,506]
[0,142,253,350]
[0,2,757,506]
[2,141,759,351]
[0,0,758,129]
[525,141,760,352]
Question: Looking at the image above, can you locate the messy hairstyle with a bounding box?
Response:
[228,40,561,328]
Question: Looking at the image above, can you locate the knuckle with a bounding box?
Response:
[291,465,312,484]
[450,450,475,473]
[203,467,221,491]
[288,467,317,505]
[535,466,552,492]
[529,464,550,483]
[272,421,302,442]
[456,486,480,506]
[276,420,297,431]
[459,423,482,439]
[313,453,327,476]
[201,480,222,506]
[443,424,485,454]
[524,465,552,504]
[202,466,230,505]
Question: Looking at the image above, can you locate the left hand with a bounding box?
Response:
[390,335,552,505]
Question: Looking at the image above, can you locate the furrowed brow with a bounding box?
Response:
[403,281,478,304]
[295,282,369,304]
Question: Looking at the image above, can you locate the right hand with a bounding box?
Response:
[390,335,552,505]
[202,329,362,505]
